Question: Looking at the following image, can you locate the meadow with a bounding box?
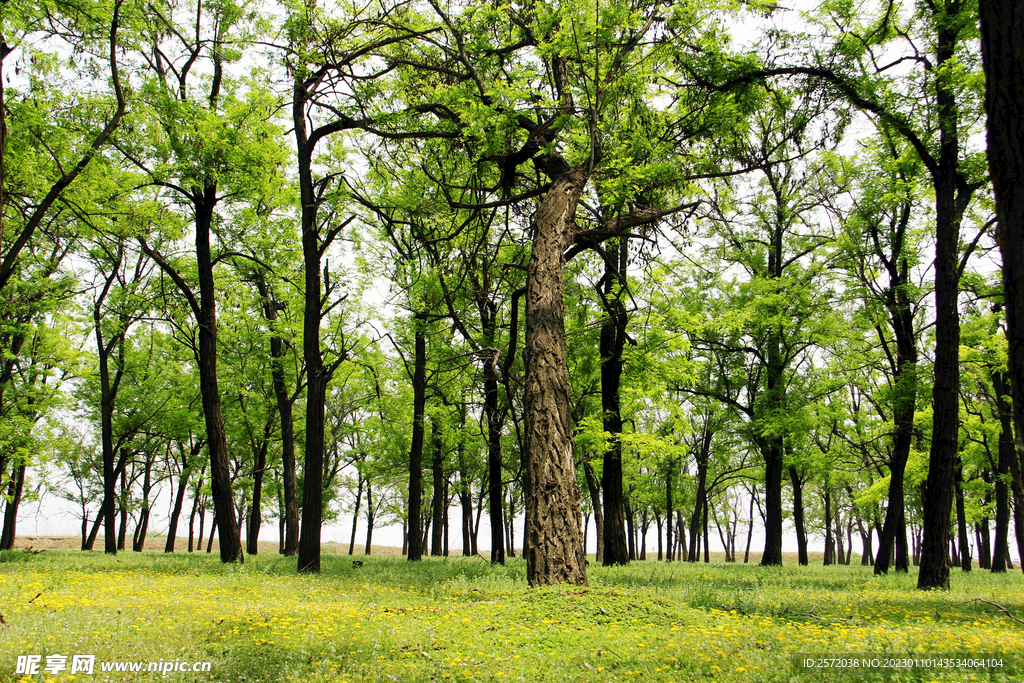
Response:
[1,546,1023,682]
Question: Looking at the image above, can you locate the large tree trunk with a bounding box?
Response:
[979,6,1024,576]
[522,168,588,587]
[293,75,346,573]
[296,203,327,573]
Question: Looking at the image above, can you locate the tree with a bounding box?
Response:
[830,135,930,574]
[376,0,740,586]
[742,0,988,589]
[672,91,845,565]
[283,0,422,573]
[127,0,285,562]
[978,3,1024,577]
[0,0,127,293]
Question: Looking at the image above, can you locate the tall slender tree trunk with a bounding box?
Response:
[665,462,674,562]
[407,314,427,562]
[349,475,363,555]
[94,262,122,556]
[789,467,808,565]
[132,455,152,552]
[206,513,217,553]
[364,482,374,555]
[954,460,972,571]
[522,168,588,587]
[483,348,506,565]
[431,421,445,557]
[918,10,967,592]
[192,193,242,564]
[744,491,755,564]
[600,238,629,566]
[187,467,205,553]
[992,371,1024,569]
[247,434,269,556]
[824,486,835,566]
[459,468,473,556]
[689,429,711,562]
[165,461,191,553]
[676,510,687,561]
[876,301,917,574]
[117,465,128,551]
[655,514,663,561]
[978,7,1024,576]
[703,497,710,563]
[583,460,604,563]
[256,274,299,557]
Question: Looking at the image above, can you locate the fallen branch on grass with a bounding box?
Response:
[937,598,1024,626]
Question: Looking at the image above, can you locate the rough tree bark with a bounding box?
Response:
[523,167,588,587]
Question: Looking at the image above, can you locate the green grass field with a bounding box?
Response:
[1,548,1022,682]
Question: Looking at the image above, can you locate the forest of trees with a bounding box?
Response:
[2,0,1023,590]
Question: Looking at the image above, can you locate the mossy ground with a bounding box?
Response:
[1,548,1022,682]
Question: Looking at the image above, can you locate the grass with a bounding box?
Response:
[1,549,1023,682]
